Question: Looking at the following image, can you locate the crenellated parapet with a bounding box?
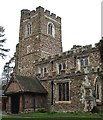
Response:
[35,43,100,65]
[21,9,31,20]
[21,6,61,22]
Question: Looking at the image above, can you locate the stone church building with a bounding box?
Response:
[4,6,103,114]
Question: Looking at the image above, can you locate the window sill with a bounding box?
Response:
[47,33,55,39]
[81,65,90,68]
[55,101,71,104]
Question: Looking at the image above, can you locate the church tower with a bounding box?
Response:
[15,6,62,76]
[101,1,103,37]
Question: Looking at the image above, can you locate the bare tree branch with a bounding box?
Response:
[0,34,5,37]
[0,26,9,58]
[0,26,5,33]
[0,48,10,52]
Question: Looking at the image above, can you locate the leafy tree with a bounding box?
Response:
[0,26,9,59]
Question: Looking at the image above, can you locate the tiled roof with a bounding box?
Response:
[5,75,47,94]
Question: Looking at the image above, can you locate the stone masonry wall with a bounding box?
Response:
[35,43,103,112]
[14,6,103,112]
[15,6,62,76]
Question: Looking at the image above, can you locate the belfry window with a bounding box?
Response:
[48,23,52,35]
[26,23,32,36]
[47,22,55,37]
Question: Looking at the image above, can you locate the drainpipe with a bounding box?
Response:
[51,80,54,105]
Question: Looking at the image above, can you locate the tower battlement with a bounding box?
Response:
[21,6,61,22]
[35,42,101,65]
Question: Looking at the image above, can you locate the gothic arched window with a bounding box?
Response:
[94,78,102,102]
[26,23,32,36]
[48,23,52,35]
[95,81,100,99]
[47,22,55,37]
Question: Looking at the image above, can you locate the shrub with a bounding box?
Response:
[91,106,99,113]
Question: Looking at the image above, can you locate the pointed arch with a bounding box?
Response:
[25,22,32,37]
[94,76,102,102]
[47,22,55,37]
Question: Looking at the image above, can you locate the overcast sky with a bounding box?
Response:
[0,0,102,80]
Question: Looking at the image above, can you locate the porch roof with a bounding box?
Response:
[4,75,47,94]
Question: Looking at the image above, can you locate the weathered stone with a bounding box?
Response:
[4,6,103,113]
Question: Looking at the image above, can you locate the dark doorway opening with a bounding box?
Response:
[11,94,20,114]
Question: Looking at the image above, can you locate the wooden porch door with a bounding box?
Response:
[11,94,20,114]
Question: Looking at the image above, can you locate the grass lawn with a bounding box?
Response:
[1,111,103,120]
